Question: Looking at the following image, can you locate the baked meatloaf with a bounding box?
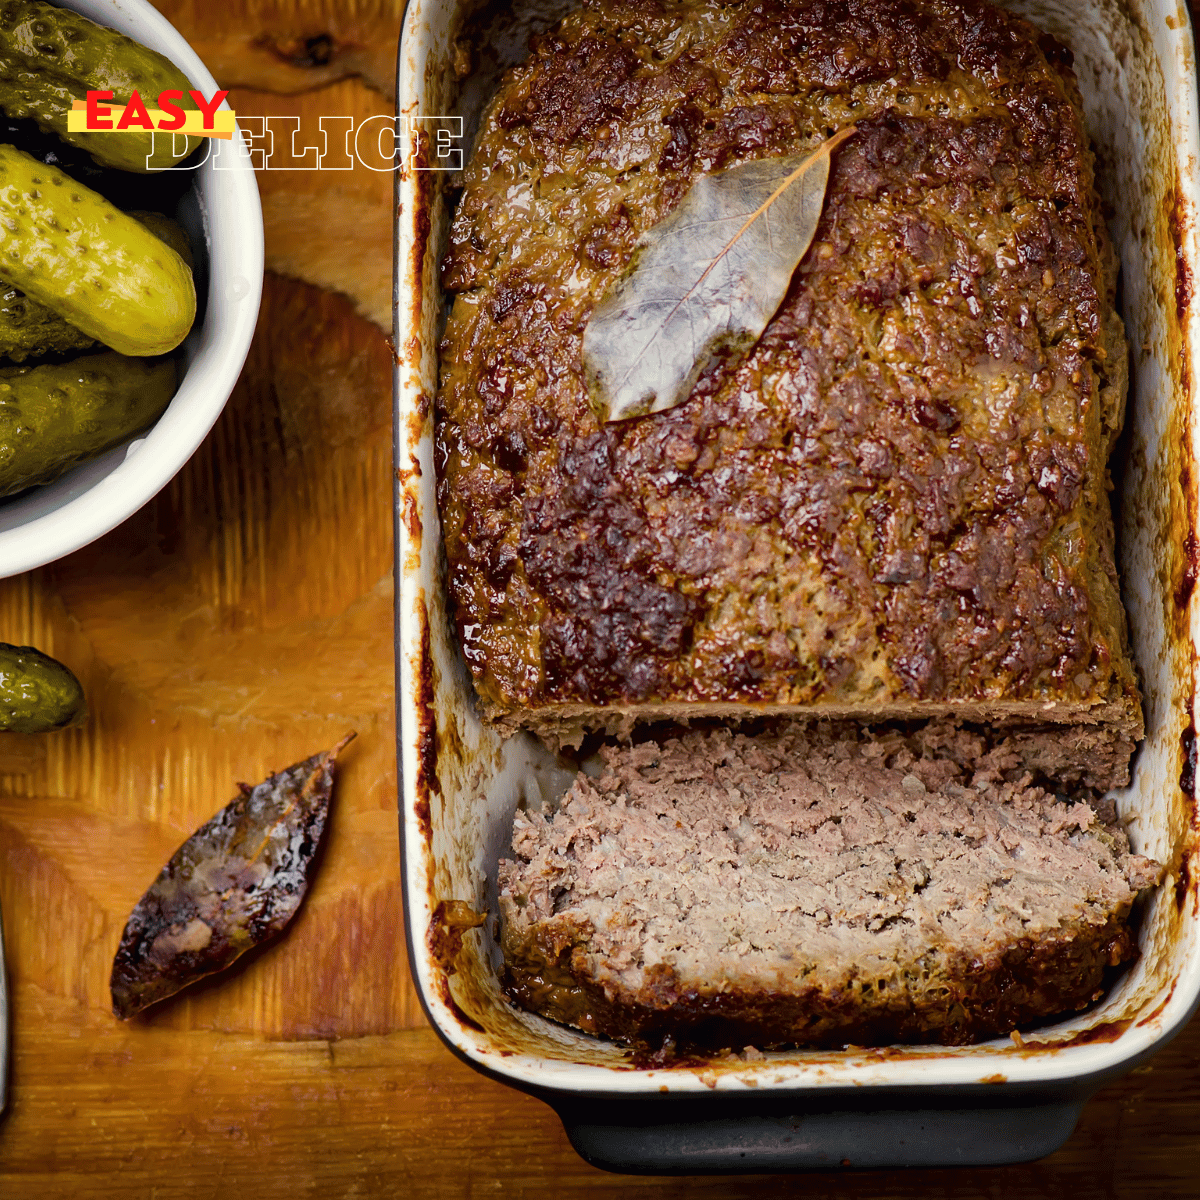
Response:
[499,723,1160,1052]
[437,0,1141,764]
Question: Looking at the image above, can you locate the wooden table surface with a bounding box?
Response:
[0,2,1198,1195]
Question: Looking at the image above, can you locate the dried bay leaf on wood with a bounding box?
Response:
[110,734,355,1020]
[583,127,857,423]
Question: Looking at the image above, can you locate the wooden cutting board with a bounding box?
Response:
[0,4,1196,1195]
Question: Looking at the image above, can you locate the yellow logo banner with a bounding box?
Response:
[68,99,236,140]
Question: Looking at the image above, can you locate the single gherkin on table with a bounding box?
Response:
[0,642,85,732]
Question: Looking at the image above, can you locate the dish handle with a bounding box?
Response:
[552,1096,1086,1173]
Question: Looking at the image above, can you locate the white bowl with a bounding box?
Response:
[0,0,263,579]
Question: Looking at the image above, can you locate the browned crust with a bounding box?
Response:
[501,910,1137,1054]
[436,0,1141,747]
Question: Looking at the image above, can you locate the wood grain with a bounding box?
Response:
[149,0,404,96]
[229,81,395,329]
[0,273,418,1041]
[0,2,1195,1195]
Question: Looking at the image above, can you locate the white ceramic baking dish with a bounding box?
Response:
[395,0,1200,1170]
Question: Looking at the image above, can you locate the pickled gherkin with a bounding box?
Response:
[0,144,196,356]
[0,111,194,212]
[0,6,200,505]
[0,350,176,496]
[0,280,94,361]
[0,642,84,732]
[0,0,203,173]
[0,205,193,363]
[128,210,193,269]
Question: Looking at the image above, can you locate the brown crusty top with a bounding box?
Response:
[437,0,1140,738]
